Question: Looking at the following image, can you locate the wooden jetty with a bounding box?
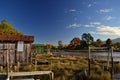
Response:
[0,71,54,80]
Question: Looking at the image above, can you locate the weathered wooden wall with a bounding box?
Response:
[0,42,32,65]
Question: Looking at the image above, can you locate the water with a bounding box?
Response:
[91,51,120,56]
[114,73,120,80]
[91,52,120,61]
[53,51,120,61]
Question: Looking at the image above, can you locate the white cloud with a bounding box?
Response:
[105,16,115,21]
[93,25,120,36]
[86,2,97,8]
[68,23,81,28]
[69,9,76,12]
[84,22,101,27]
[84,24,95,27]
[90,22,101,25]
[98,9,112,13]
[88,4,92,7]
[84,22,120,36]
[67,22,120,37]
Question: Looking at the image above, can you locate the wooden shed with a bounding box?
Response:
[0,35,34,65]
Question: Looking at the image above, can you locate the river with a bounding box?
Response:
[53,51,120,61]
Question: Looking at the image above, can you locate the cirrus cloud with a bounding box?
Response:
[97,9,112,13]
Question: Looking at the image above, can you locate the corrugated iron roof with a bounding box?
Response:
[0,35,34,42]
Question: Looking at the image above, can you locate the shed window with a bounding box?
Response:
[17,41,24,52]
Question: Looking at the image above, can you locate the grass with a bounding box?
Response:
[1,54,120,80]
[89,71,111,80]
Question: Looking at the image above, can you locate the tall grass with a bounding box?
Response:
[1,54,120,80]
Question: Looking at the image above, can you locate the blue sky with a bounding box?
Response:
[0,0,120,45]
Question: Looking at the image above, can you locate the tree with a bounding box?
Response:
[45,44,52,49]
[96,39,103,47]
[45,43,52,54]
[58,40,63,49]
[70,37,81,46]
[1,19,6,25]
[0,20,23,35]
[69,37,81,50]
[106,38,112,46]
[82,33,94,46]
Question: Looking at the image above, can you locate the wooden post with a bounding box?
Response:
[17,62,20,72]
[111,47,114,79]
[15,42,17,63]
[35,59,37,71]
[88,46,90,76]
[6,49,10,80]
[107,48,110,70]
[14,66,17,72]
[50,72,54,80]
[0,66,3,72]
[50,60,52,71]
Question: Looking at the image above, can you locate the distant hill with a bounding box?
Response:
[112,38,120,43]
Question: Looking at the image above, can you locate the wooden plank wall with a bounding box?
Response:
[0,42,32,65]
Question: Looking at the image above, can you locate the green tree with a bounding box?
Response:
[96,39,103,47]
[82,33,94,46]
[106,38,112,46]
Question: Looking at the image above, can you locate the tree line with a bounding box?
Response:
[46,33,120,51]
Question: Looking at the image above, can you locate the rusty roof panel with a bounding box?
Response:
[0,35,34,42]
